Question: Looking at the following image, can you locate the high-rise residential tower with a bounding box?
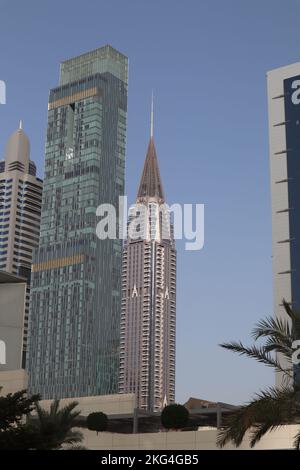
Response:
[0,122,43,366]
[267,62,300,384]
[27,45,128,399]
[119,102,176,411]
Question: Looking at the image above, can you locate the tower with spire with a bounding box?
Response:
[0,122,43,365]
[119,98,176,411]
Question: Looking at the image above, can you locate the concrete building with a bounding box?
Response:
[119,101,176,411]
[27,45,128,399]
[267,62,300,383]
[81,425,299,450]
[48,394,299,450]
[40,392,136,418]
[0,374,297,450]
[0,124,43,365]
[27,391,300,450]
[0,369,28,396]
[0,271,28,395]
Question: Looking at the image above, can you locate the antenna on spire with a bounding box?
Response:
[19,120,23,130]
[150,91,154,138]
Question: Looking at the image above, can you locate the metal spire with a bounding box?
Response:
[150,91,154,138]
[19,119,23,130]
[137,95,165,203]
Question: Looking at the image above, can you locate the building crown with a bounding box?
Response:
[137,95,165,203]
[4,121,30,173]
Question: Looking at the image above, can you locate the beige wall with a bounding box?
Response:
[81,425,299,450]
[0,282,26,371]
[0,369,28,396]
[40,393,136,416]
[0,373,135,418]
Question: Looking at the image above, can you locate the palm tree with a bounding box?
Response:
[217,300,300,449]
[30,399,84,450]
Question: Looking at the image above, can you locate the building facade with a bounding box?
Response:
[267,62,300,384]
[119,107,176,411]
[0,271,27,372]
[27,45,128,398]
[0,123,43,365]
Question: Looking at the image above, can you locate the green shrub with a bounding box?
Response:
[86,412,108,434]
[161,404,189,430]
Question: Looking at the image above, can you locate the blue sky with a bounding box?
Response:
[1,0,299,404]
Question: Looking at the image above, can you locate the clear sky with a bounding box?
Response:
[1,0,299,405]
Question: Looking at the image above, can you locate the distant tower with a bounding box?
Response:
[0,122,43,365]
[27,45,128,399]
[119,99,176,411]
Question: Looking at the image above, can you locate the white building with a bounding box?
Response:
[267,62,300,384]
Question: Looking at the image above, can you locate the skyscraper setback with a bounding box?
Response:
[27,45,128,398]
[0,122,43,366]
[119,102,176,411]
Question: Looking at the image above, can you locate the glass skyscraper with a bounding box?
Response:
[27,45,128,399]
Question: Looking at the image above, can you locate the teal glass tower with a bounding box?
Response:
[27,45,128,399]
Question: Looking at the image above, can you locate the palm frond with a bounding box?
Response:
[220,341,291,375]
[64,444,87,450]
[50,399,60,417]
[217,407,250,447]
[218,302,300,449]
[57,401,80,426]
[31,399,83,449]
[263,337,292,354]
[252,316,292,343]
[249,422,281,447]
[62,430,83,445]
[282,300,300,339]
[217,386,297,448]
[34,402,49,425]
[293,429,300,450]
